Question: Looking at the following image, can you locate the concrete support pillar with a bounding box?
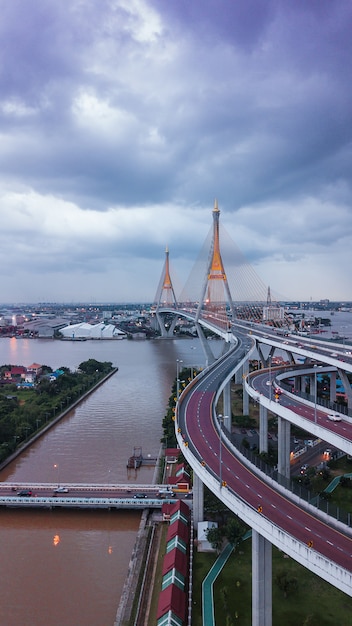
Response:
[330,371,337,403]
[235,363,243,384]
[155,311,168,337]
[252,530,272,626]
[295,375,302,393]
[168,317,178,336]
[338,369,352,410]
[259,405,268,453]
[277,416,291,480]
[241,354,249,415]
[223,382,232,431]
[192,473,204,527]
[243,384,249,416]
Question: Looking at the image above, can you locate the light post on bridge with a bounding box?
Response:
[176,359,183,401]
[269,355,272,403]
[54,463,60,488]
[218,414,223,488]
[218,415,229,488]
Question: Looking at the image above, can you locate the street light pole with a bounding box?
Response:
[176,359,183,401]
[218,414,223,488]
[269,355,272,402]
[54,463,60,488]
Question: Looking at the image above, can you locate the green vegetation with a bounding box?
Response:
[192,540,352,625]
[206,517,247,553]
[161,366,199,449]
[0,359,114,462]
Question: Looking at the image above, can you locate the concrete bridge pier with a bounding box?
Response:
[259,405,268,453]
[277,416,291,480]
[235,363,243,384]
[243,379,249,416]
[222,382,232,432]
[330,370,337,403]
[294,375,302,393]
[252,530,272,626]
[337,369,352,410]
[155,311,175,338]
[154,311,168,337]
[192,473,204,526]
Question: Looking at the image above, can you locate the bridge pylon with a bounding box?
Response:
[154,247,178,337]
[195,200,236,329]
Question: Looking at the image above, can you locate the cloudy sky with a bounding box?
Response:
[1,0,352,304]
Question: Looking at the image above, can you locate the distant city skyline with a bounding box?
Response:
[1,1,352,303]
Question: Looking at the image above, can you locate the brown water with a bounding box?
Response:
[0,336,204,626]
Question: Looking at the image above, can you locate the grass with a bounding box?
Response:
[191,539,352,625]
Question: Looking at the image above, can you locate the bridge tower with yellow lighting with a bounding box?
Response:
[195,199,236,327]
[156,246,177,309]
[154,247,178,337]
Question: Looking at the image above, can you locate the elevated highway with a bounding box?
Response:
[246,366,352,455]
[174,329,352,600]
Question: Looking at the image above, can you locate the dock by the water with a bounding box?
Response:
[127,447,157,469]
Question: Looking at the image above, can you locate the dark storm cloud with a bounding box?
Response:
[0,0,351,301]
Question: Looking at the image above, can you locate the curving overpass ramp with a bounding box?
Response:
[175,341,352,622]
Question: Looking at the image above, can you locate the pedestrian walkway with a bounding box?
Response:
[324,473,352,493]
[201,531,252,626]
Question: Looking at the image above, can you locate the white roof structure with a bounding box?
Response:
[59,322,127,340]
[197,521,218,552]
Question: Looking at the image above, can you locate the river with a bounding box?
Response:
[0,336,206,626]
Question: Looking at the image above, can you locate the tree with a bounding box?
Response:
[204,488,228,523]
[224,517,247,548]
[206,526,224,552]
[78,359,112,374]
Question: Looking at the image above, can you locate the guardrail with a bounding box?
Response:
[0,495,178,509]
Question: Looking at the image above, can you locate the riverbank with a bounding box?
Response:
[114,445,164,625]
[0,367,118,472]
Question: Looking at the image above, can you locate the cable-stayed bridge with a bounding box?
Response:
[154,199,286,338]
[153,201,352,625]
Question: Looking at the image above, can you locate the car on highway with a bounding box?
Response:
[17,490,32,497]
[133,493,148,499]
[328,413,342,422]
[54,487,69,493]
[158,489,173,498]
[300,464,309,475]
